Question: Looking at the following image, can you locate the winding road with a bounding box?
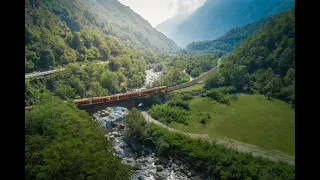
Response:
[140,111,295,165]
[25,61,108,79]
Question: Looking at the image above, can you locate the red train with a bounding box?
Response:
[24,86,168,110]
[74,86,168,107]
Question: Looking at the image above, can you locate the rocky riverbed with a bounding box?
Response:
[93,106,129,127]
[144,69,162,87]
[135,69,162,91]
[93,107,209,180]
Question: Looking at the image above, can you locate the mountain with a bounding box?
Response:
[168,0,294,47]
[155,15,186,38]
[25,0,180,72]
[205,6,295,104]
[185,15,273,54]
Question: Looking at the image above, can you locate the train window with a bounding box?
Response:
[79,101,87,105]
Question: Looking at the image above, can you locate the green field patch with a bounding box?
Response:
[168,93,295,156]
[172,83,204,93]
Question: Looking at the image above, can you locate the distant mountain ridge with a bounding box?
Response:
[155,15,186,38]
[185,15,273,54]
[161,0,294,47]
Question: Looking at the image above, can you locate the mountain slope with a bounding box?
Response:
[169,0,294,47]
[155,15,186,38]
[205,6,295,104]
[25,0,179,72]
[185,15,273,54]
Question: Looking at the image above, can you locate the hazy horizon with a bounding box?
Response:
[118,0,206,27]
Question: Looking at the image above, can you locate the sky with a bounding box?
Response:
[118,0,207,27]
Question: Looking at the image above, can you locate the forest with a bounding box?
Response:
[205,6,295,105]
[25,94,133,179]
[25,0,179,72]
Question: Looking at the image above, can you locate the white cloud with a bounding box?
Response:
[168,0,207,17]
[118,0,207,27]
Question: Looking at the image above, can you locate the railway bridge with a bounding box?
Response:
[25,65,219,111]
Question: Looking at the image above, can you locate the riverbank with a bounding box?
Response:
[93,107,205,180]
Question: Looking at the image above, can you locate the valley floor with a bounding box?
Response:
[143,92,295,165]
[141,110,295,165]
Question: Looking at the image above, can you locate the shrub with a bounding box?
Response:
[124,108,148,142]
[200,118,207,125]
[168,99,190,110]
[204,86,236,105]
[149,104,188,124]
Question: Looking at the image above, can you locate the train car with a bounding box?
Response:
[74,98,91,107]
[74,86,169,107]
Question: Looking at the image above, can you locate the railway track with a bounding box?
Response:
[25,64,220,110]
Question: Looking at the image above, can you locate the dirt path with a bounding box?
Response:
[183,69,194,81]
[140,111,295,165]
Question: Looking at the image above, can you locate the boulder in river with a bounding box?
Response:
[134,163,141,170]
[111,131,119,137]
[179,164,186,172]
[155,171,170,180]
[158,156,169,164]
[156,165,164,172]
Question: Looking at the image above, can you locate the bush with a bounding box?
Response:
[180,92,194,101]
[204,86,236,105]
[124,108,148,142]
[200,118,207,125]
[230,94,238,100]
[168,99,189,110]
[149,104,188,124]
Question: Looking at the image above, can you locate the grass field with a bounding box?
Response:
[172,84,204,93]
[168,93,295,156]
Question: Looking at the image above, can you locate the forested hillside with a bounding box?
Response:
[205,6,295,105]
[185,15,273,54]
[25,95,133,179]
[25,0,179,72]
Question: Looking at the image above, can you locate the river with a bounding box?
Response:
[92,107,198,180]
[89,69,208,179]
